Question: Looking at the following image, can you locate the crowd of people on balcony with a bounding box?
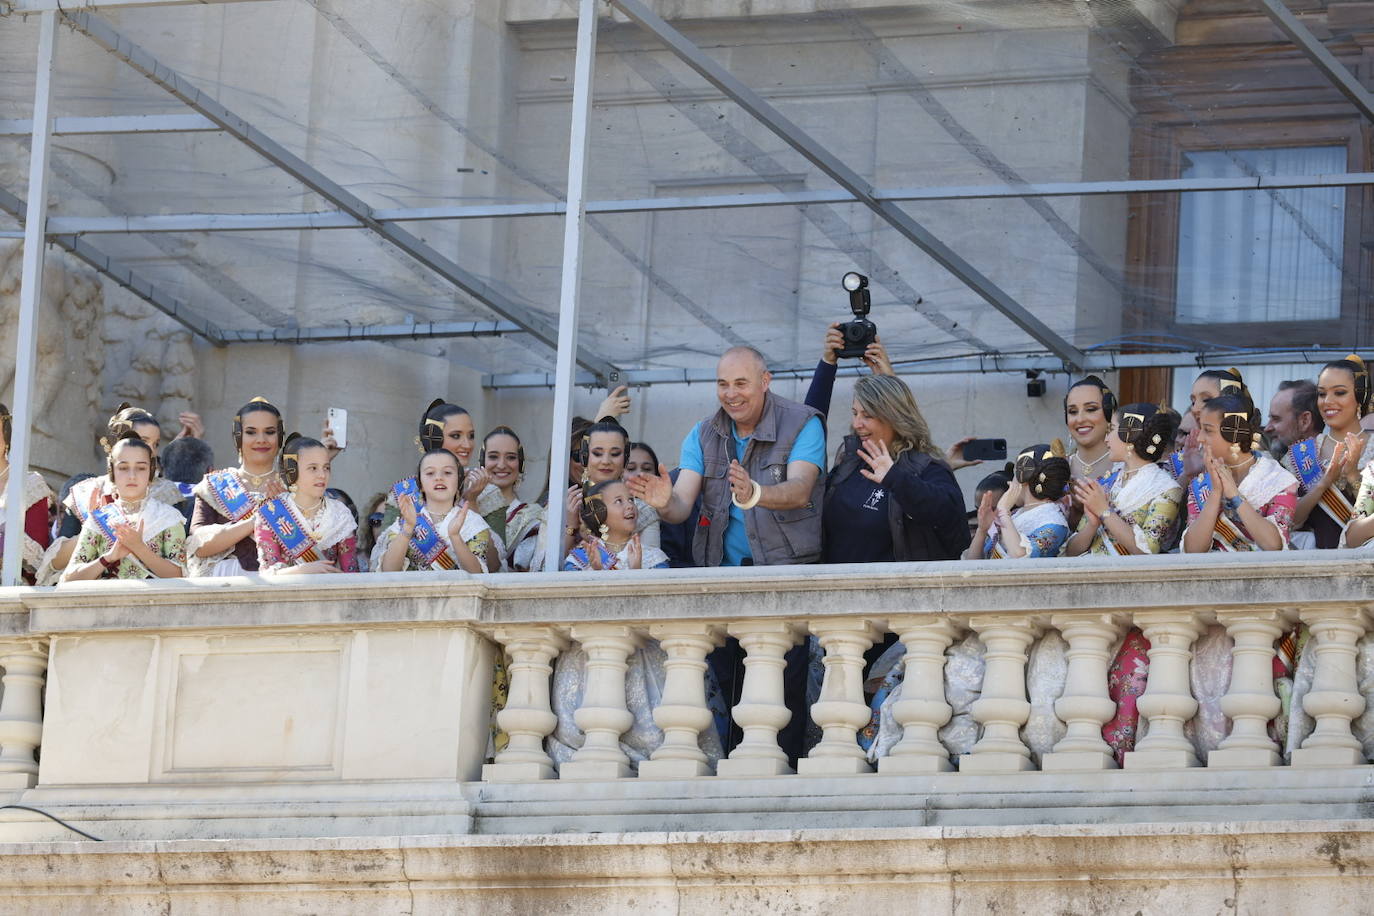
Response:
[1,324,1372,589]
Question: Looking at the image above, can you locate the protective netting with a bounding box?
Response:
[0,0,1368,383]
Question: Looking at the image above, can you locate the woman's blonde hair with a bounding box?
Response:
[853,375,943,461]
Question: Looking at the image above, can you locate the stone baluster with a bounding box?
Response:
[1042,614,1123,771]
[1207,610,1286,768]
[482,628,568,783]
[879,617,959,775]
[561,624,641,780]
[1124,612,1204,770]
[962,616,1037,773]
[717,621,803,778]
[639,623,725,779]
[0,639,49,789]
[1292,607,1369,768]
[798,617,881,776]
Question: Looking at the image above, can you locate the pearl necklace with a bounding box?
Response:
[117,496,146,514]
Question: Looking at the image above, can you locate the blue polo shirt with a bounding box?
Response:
[678,415,826,565]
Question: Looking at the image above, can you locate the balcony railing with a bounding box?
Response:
[0,551,1370,842]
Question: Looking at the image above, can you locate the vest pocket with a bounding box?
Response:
[771,500,821,562]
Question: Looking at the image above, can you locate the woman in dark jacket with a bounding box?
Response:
[822,375,970,562]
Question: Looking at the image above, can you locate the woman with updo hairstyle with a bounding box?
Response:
[254,434,358,575]
[1065,403,1184,556]
[187,396,287,576]
[822,374,968,562]
[1064,375,1117,486]
[1168,367,1249,481]
[477,426,544,572]
[0,402,53,584]
[1285,354,1373,549]
[964,441,1071,559]
[62,432,186,582]
[1182,393,1297,552]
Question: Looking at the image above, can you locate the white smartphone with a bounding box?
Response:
[326,407,348,450]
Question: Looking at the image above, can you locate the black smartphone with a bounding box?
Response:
[962,438,1007,462]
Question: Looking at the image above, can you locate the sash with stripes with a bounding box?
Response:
[257,496,319,564]
[1289,437,1353,527]
[90,502,126,542]
[205,470,258,523]
[1191,472,1255,552]
[392,476,420,504]
[409,513,457,570]
[1099,527,1132,556]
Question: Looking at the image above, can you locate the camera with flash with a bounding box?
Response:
[836,272,877,359]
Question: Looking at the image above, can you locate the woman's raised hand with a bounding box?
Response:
[857,437,894,484]
[1073,478,1109,519]
[945,436,983,471]
[998,480,1022,513]
[976,490,997,531]
[627,463,673,510]
[462,468,490,503]
[821,322,843,366]
[862,337,894,376]
[595,385,632,421]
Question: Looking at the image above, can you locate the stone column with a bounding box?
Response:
[1208,610,1285,769]
[798,617,881,776]
[962,616,1037,773]
[879,616,959,775]
[561,624,641,781]
[0,639,49,789]
[716,620,803,778]
[1124,612,1204,770]
[639,623,725,779]
[482,628,568,783]
[1043,613,1123,771]
[1293,607,1369,768]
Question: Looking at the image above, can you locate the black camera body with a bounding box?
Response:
[836,272,877,359]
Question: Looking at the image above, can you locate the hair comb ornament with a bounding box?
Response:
[1118,411,1147,443]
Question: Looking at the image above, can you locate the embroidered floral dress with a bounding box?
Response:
[1076,463,1183,555]
[475,483,544,572]
[254,496,359,573]
[981,500,1070,559]
[1185,452,1298,550]
[1341,462,1374,550]
[370,502,494,573]
[63,499,187,581]
[187,468,285,576]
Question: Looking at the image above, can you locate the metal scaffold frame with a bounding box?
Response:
[3,0,1373,582]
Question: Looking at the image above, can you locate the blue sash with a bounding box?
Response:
[90,503,126,542]
[409,512,456,570]
[1189,471,1212,511]
[175,481,196,501]
[206,470,257,522]
[1288,437,1323,494]
[257,496,319,564]
[1099,467,1121,491]
[1189,471,1253,551]
[392,477,420,503]
[1167,450,1185,478]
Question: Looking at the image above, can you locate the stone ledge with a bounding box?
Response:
[0,821,1366,913]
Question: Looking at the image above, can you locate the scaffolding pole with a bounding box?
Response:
[3,11,56,588]
[542,0,600,576]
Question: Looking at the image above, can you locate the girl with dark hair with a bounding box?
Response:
[254,435,358,575]
[1065,403,1184,556]
[1285,355,1372,549]
[562,480,668,571]
[373,449,491,574]
[1064,376,1118,486]
[625,442,660,480]
[1182,394,1297,553]
[0,402,52,584]
[187,397,286,576]
[1168,367,1249,481]
[62,434,186,581]
[478,426,543,572]
[963,441,1071,559]
[822,375,968,563]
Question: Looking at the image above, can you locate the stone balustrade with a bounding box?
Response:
[0,551,1370,844]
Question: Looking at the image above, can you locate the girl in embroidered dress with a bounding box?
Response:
[1283,355,1373,549]
[963,442,1071,560]
[373,449,493,574]
[1168,367,1248,481]
[563,481,668,571]
[41,404,184,584]
[255,435,358,575]
[62,433,186,582]
[1182,394,1297,552]
[186,397,286,576]
[0,403,52,584]
[477,427,544,572]
[1066,403,1184,556]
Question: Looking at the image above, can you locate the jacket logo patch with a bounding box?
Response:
[771,467,783,482]
[863,489,886,512]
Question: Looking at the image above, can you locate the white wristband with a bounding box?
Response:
[732,479,763,510]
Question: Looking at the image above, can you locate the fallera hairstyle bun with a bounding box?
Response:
[106,429,157,480]
[1202,394,1263,453]
[1197,367,1250,405]
[1013,439,1070,501]
[100,402,159,453]
[1064,375,1117,422]
[417,399,471,454]
[578,479,616,538]
[1115,402,1182,462]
